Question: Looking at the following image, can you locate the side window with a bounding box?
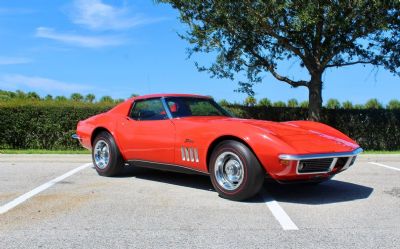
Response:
[166,98,192,117]
[129,98,167,121]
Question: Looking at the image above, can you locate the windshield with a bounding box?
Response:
[165,97,232,118]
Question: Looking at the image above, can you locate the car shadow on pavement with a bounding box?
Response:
[118,166,266,203]
[117,167,372,204]
[120,166,215,192]
[264,180,374,205]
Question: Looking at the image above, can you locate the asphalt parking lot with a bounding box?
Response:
[0,154,399,249]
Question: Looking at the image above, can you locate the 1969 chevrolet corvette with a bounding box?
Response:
[73,93,362,201]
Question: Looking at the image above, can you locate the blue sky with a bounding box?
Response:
[0,0,399,104]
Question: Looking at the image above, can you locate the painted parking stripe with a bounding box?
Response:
[368,162,400,172]
[0,163,92,214]
[263,192,298,230]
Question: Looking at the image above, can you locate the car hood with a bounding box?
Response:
[177,116,359,154]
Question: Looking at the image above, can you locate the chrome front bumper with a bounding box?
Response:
[279,148,363,160]
[71,134,81,140]
[279,148,363,175]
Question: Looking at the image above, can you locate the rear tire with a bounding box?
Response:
[92,131,124,176]
[209,140,264,201]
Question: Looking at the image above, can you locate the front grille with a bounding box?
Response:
[298,158,334,173]
[335,157,349,168]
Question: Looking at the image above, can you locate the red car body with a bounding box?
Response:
[75,93,362,184]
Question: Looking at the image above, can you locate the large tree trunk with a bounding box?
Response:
[308,74,323,121]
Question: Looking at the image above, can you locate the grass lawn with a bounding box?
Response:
[0,149,399,155]
[0,149,90,154]
[363,151,400,154]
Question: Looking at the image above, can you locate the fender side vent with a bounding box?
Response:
[181,146,199,163]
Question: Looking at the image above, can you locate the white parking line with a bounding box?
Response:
[263,192,298,230]
[0,162,92,214]
[368,162,400,172]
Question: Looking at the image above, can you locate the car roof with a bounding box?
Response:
[130,93,211,101]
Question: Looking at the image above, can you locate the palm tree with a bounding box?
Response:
[300,101,309,108]
[326,99,341,109]
[365,99,383,109]
[287,98,299,108]
[55,96,67,101]
[387,99,400,110]
[70,93,84,102]
[244,96,256,106]
[44,94,53,101]
[218,99,230,106]
[85,93,96,103]
[342,101,353,109]
[27,91,41,100]
[258,98,272,107]
[273,101,286,107]
[16,90,26,99]
[99,96,114,103]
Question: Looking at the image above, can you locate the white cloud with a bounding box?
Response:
[0,57,32,65]
[0,74,91,92]
[70,0,160,30]
[35,27,125,48]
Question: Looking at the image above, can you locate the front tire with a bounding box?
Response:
[92,131,124,176]
[209,140,264,201]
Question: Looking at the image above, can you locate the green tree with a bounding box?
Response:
[365,98,383,109]
[387,99,400,110]
[273,101,286,107]
[55,96,67,101]
[354,104,364,109]
[85,93,96,103]
[0,92,11,101]
[258,98,272,107]
[15,90,26,99]
[70,93,84,102]
[0,90,16,101]
[158,0,400,120]
[130,93,140,98]
[244,96,256,106]
[44,94,53,101]
[342,101,353,109]
[26,91,40,100]
[287,98,298,108]
[99,96,114,103]
[114,98,125,103]
[300,101,309,108]
[218,99,230,106]
[326,98,341,109]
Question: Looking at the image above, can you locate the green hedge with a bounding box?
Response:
[0,101,113,150]
[0,102,399,150]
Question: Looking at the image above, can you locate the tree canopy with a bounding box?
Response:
[158,0,400,120]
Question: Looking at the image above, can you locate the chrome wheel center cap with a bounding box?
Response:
[225,160,240,181]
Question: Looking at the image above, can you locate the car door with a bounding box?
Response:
[117,98,175,164]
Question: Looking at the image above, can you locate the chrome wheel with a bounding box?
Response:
[94,140,110,169]
[214,151,244,191]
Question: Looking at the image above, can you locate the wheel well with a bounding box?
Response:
[206,135,260,172]
[91,127,111,146]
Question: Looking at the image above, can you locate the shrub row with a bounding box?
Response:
[0,102,399,150]
[0,101,113,150]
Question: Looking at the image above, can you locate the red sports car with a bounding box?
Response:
[73,93,362,201]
